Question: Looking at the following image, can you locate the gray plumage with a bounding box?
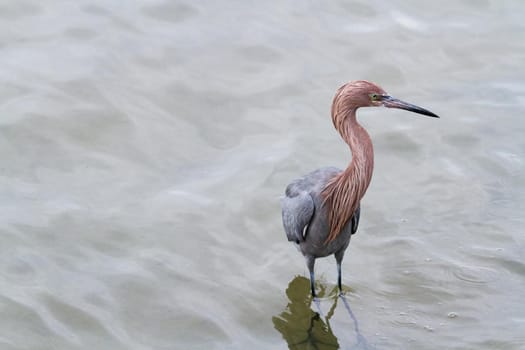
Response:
[281,167,360,296]
[281,80,439,297]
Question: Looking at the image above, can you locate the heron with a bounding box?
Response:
[281,80,439,297]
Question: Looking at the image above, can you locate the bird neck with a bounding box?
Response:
[322,110,374,243]
[341,113,374,189]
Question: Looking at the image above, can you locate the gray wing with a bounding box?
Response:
[281,167,341,243]
[281,191,314,244]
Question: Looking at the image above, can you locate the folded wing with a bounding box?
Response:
[281,192,314,243]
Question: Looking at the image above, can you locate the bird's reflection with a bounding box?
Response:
[272,276,369,350]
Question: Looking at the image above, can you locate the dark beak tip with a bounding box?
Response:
[384,97,440,119]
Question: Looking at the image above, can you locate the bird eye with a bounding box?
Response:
[370,93,380,101]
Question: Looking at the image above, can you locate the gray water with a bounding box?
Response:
[1,1,524,349]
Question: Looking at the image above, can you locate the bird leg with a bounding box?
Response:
[334,250,345,294]
[305,255,316,297]
[310,270,316,298]
[337,263,342,292]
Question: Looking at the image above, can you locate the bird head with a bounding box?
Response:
[332,80,439,121]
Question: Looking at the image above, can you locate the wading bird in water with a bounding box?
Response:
[281,80,439,297]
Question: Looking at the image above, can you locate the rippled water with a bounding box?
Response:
[1,1,524,349]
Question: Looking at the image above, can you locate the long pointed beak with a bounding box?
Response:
[382,96,439,118]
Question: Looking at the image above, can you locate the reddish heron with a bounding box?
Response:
[281,80,439,297]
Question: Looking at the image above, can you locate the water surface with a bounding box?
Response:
[1,1,524,349]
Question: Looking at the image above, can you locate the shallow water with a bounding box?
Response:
[1,1,524,349]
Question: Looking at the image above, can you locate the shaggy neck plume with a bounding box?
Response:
[322,108,374,243]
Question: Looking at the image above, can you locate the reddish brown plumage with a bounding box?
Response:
[282,80,438,297]
[321,81,385,243]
